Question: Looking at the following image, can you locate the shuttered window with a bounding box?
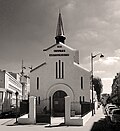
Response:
[37,77,39,90]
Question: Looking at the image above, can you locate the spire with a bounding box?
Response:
[55,11,66,44]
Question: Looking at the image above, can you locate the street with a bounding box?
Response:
[0,106,120,131]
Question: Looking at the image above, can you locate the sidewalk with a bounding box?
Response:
[51,117,64,125]
[45,106,105,130]
[0,118,16,126]
[0,107,105,131]
[82,106,105,130]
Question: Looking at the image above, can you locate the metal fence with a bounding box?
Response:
[36,97,51,124]
[20,100,29,115]
[71,101,92,117]
[81,102,91,117]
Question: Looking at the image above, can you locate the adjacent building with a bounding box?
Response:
[0,70,22,114]
[111,73,120,104]
[30,12,91,116]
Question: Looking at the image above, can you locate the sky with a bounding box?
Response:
[1,0,120,94]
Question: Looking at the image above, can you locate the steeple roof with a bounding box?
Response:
[55,11,66,44]
[56,12,65,36]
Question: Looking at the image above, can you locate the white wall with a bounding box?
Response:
[30,43,90,114]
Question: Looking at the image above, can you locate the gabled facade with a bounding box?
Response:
[30,12,91,115]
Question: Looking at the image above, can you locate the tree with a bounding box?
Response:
[93,76,103,102]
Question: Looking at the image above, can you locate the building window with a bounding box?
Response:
[59,60,61,78]
[37,77,39,90]
[0,92,3,103]
[62,62,64,79]
[80,96,81,104]
[56,60,64,79]
[38,97,40,105]
[81,77,84,89]
[83,96,85,102]
[7,92,9,99]
[36,97,37,104]
[56,62,58,79]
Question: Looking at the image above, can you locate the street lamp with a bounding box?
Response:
[15,91,19,123]
[91,53,104,116]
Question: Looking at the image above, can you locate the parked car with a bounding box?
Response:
[107,107,118,117]
[110,109,120,123]
[105,104,117,115]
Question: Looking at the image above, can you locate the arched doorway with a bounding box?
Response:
[53,90,67,116]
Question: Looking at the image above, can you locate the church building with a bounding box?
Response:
[30,12,91,116]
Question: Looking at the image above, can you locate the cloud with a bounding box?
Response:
[106,0,120,19]
[76,30,99,41]
[102,78,113,81]
[65,0,76,10]
[102,57,120,65]
[65,0,120,81]
[100,49,120,66]
[91,48,120,79]
[114,49,120,56]
[102,78,113,93]
[94,70,105,74]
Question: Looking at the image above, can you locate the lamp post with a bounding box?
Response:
[91,53,104,116]
[15,91,19,123]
